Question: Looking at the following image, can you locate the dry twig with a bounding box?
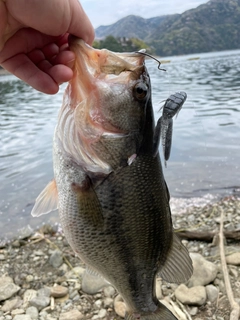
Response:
[219,207,240,320]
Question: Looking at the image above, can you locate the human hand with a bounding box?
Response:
[0,0,94,94]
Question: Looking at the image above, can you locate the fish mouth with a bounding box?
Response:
[68,37,146,111]
[69,36,145,79]
[56,38,147,174]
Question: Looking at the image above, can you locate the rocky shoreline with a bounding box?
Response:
[0,195,240,320]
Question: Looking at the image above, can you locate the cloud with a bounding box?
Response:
[81,0,209,28]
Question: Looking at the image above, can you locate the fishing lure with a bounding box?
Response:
[153,92,187,166]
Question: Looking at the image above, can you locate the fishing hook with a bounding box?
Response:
[136,51,166,71]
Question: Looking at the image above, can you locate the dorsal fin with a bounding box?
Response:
[159,233,193,284]
[31,179,58,217]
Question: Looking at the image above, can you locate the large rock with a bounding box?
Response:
[0,276,20,301]
[188,253,218,287]
[175,284,207,306]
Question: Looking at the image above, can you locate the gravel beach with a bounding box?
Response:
[1,195,240,320]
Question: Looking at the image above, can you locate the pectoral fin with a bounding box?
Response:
[71,177,104,227]
[159,233,193,284]
[31,179,58,217]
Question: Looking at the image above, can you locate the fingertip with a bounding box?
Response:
[48,64,74,84]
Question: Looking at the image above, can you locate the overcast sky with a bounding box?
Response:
[81,0,209,28]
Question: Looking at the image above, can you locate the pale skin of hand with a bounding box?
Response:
[0,0,94,94]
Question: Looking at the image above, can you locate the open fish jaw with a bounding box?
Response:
[55,39,147,174]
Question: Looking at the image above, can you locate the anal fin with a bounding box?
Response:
[159,233,193,284]
[31,179,58,217]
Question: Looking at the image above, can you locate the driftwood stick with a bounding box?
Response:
[175,229,240,242]
[219,208,240,320]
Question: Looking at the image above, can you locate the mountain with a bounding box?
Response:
[95,15,176,40]
[95,0,240,56]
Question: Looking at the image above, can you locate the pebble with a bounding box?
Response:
[103,286,115,297]
[206,284,219,302]
[189,307,198,316]
[226,252,240,265]
[11,309,24,316]
[23,290,37,304]
[51,285,68,298]
[188,253,218,287]
[0,276,20,301]
[29,296,50,310]
[81,271,108,294]
[59,309,84,320]
[98,308,107,318]
[2,297,22,312]
[114,295,126,318]
[17,225,33,240]
[103,297,114,308]
[94,299,102,309]
[37,287,51,298]
[25,306,39,320]
[49,250,63,268]
[175,284,207,306]
[156,279,162,299]
[12,316,31,320]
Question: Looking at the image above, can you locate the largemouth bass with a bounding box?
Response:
[32,39,192,320]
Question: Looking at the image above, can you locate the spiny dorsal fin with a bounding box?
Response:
[159,232,193,284]
[31,179,58,217]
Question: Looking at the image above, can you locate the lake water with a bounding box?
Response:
[1,49,240,241]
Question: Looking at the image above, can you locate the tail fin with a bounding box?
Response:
[125,301,177,320]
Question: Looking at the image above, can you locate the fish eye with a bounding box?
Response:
[133,83,148,100]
